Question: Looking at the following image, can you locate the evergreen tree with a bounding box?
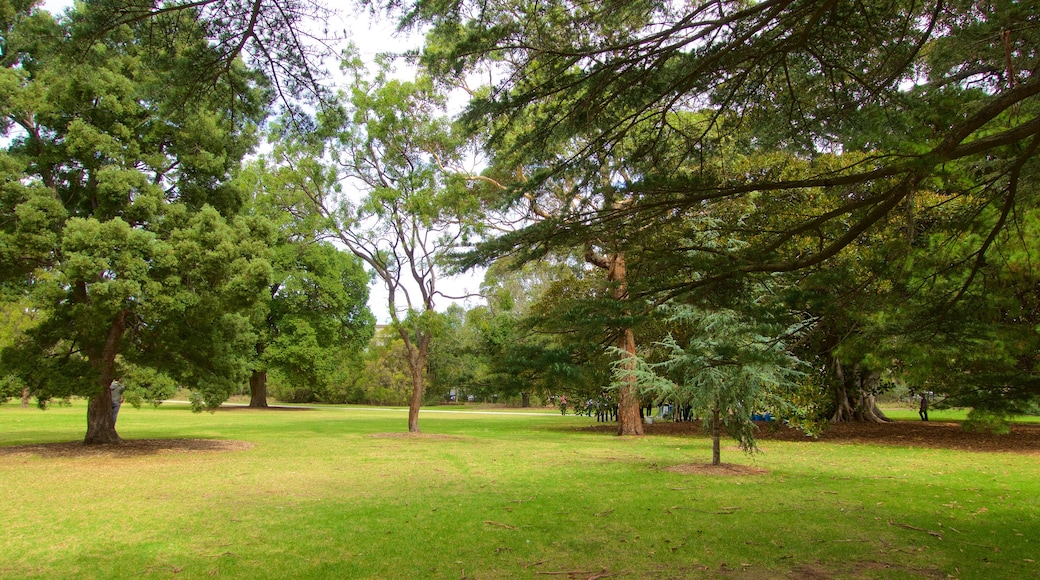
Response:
[617,306,806,465]
[0,2,271,443]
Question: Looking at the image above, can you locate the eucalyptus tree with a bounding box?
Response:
[400,0,1040,412]
[265,53,476,432]
[0,3,271,443]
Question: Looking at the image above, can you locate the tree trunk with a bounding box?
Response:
[615,327,644,436]
[607,252,643,436]
[405,333,430,434]
[406,353,425,433]
[83,312,128,445]
[84,386,121,445]
[521,392,531,407]
[830,359,890,423]
[711,406,721,466]
[20,387,30,408]
[249,369,269,408]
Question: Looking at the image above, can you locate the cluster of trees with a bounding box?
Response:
[403,0,1040,434]
[0,1,375,443]
[3,0,1039,447]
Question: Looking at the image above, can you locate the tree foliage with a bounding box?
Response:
[72,0,341,110]
[261,51,480,431]
[239,159,375,406]
[615,305,806,465]
[0,2,271,443]
[401,0,1040,413]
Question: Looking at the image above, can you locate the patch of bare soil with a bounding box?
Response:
[214,405,310,411]
[664,462,768,476]
[582,419,1040,454]
[0,438,253,458]
[366,432,462,440]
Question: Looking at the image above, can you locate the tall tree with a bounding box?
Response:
[403,0,1040,387]
[0,3,271,443]
[265,54,475,432]
[239,160,375,408]
[438,109,657,433]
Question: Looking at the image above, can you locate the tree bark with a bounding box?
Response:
[711,406,721,466]
[83,311,128,445]
[20,387,30,408]
[249,369,269,408]
[605,252,643,436]
[615,327,644,436]
[404,332,431,434]
[830,359,890,423]
[521,392,531,407]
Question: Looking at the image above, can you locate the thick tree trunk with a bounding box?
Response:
[606,252,643,436]
[830,360,890,423]
[21,387,30,408]
[84,388,121,445]
[249,369,269,408]
[711,406,721,466]
[521,392,531,407]
[83,312,128,445]
[615,327,644,436]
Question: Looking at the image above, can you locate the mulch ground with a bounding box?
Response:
[583,419,1040,454]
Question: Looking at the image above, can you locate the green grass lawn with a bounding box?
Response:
[2,402,1037,579]
[879,404,1040,424]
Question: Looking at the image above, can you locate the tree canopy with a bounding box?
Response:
[0,1,272,443]
[402,0,1040,414]
[405,0,1036,290]
[238,157,375,407]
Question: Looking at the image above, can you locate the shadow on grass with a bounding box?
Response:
[0,438,253,458]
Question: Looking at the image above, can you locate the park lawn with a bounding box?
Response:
[1,402,1037,579]
[878,405,1040,424]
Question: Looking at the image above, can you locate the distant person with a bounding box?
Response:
[918,393,928,421]
[111,378,126,424]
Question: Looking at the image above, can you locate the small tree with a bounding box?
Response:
[616,306,805,465]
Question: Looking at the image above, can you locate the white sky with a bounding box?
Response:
[40,0,488,323]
